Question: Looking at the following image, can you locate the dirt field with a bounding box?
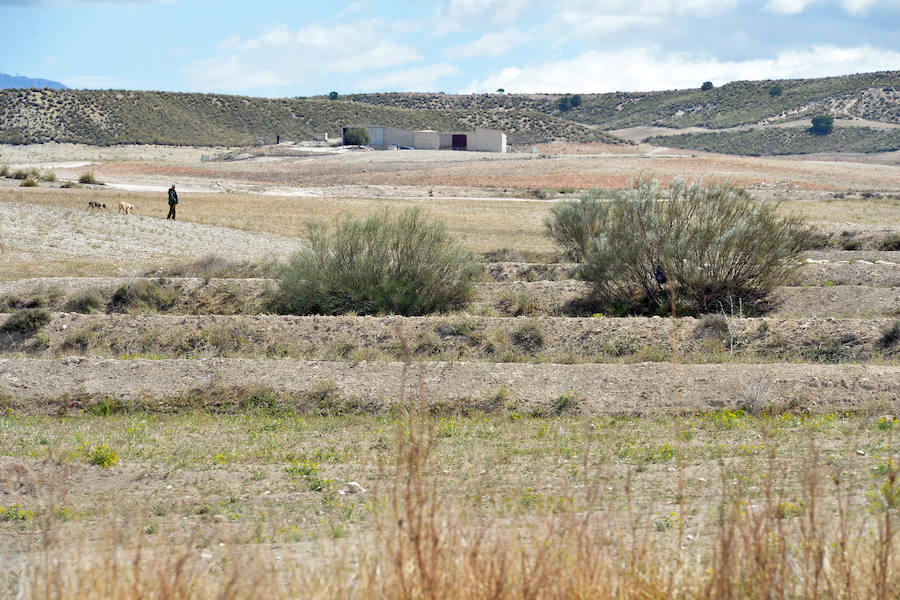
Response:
[1,142,899,596]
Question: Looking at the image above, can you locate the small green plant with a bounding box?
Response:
[285,459,333,491]
[80,442,119,468]
[39,171,57,182]
[0,504,34,522]
[701,81,714,91]
[551,390,580,416]
[1,308,52,336]
[19,177,38,187]
[78,172,101,185]
[328,91,339,100]
[769,84,783,96]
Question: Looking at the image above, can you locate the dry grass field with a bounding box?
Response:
[1,142,900,598]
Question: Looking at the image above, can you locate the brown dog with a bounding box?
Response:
[118,201,134,214]
[87,201,106,210]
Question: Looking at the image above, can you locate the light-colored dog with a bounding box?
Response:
[118,201,134,214]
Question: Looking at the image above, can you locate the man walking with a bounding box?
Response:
[167,184,178,220]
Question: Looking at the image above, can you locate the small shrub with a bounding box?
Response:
[496,291,541,316]
[0,165,9,177]
[78,172,101,185]
[60,181,81,189]
[879,321,900,349]
[1,308,52,336]
[701,81,714,91]
[769,84,783,96]
[0,504,34,522]
[39,171,57,182]
[271,208,480,316]
[328,91,339,100]
[19,177,38,187]
[11,169,28,180]
[694,314,730,341]
[108,280,179,312]
[510,322,545,352]
[879,234,900,251]
[550,391,580,416]
[80,442,119,468]
[810,114,834,135]
[64,288,105,313]
[343,127,370,146]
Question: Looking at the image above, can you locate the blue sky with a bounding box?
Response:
[3,0,899,96]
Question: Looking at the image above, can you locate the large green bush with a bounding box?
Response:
[546,179,812,315]
[272,208,480,316]
[343,127,370,146]
[544,189,616,261]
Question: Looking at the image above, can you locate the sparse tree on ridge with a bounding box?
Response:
[810,114,834,135]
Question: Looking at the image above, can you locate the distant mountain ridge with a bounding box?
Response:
[0,71,898,153]
[0,73,67,90]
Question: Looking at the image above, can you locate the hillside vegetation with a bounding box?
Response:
[0,88,617,146]
[647,126,900,156]
[1,70,898,150]
[350,71,900,130]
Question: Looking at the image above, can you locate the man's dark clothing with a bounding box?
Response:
[167,188,178,220]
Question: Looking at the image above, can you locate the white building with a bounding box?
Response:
[343,125,506,153]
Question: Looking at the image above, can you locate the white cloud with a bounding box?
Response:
[841,0,878,15]
[552,12,662,37]
[462,45,900,93]
[763,0,818,14]
[182,21,423,92]
[438,0,536,26]
[357,63,460,92]
[765,0,890,14]
[446,30,529,58]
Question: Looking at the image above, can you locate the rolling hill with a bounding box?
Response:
[0,70,898,152]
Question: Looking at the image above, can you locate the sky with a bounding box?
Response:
[2,0,900,97]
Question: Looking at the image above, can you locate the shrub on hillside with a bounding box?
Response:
[769,84,784,96]
[701,81,714,91]
[546,179,813,315]
[78,172,101,185]
[1,308,52,336]
[271,208,480,316]
[810,114,834,135]
[107,280,179,312]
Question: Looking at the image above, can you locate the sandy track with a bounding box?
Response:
[1,358,897,415]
